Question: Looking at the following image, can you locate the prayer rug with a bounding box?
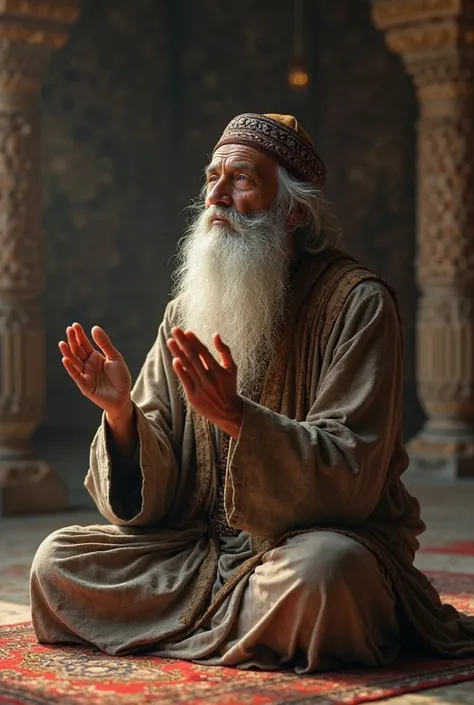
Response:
[0,571,473,705]
[421,541,474,556]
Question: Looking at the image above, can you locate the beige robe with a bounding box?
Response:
[30,250,474,666]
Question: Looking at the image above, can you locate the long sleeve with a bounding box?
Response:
[225,281,405,538]
[85,301,184,526]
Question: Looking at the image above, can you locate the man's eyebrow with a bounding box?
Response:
[205,160,259,176]
[230,161,259,173]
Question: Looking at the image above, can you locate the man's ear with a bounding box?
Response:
[286,207,305,230]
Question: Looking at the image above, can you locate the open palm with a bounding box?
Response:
[59,323,132,416]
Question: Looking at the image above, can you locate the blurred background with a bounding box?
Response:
[38,0,422,447]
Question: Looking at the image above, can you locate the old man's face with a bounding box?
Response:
[205,144,280,218]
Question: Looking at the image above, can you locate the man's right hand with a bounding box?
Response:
[59,323,133,420]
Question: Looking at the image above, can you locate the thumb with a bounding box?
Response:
[91,326,124,362]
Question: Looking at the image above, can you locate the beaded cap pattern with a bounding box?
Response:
[214,112,327,189]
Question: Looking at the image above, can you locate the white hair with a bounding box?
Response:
[277,166,342,253]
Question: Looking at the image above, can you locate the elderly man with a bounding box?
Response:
[31,113,474,671]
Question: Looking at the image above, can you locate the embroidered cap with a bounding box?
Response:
[213,112,327,189]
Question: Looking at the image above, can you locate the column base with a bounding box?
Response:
[407,435,474,479]
[0,456,68,516]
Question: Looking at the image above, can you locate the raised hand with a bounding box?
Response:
[167,327,243,440]
[59,323,132,419]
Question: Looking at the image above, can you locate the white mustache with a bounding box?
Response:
[205,205,247,231]
[204,204,282,236]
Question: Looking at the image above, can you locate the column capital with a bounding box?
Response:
[372,0,474,80]
[0,0,79,50]
[0,1,80,96]
[372,0,474,33]
[372,1,474,108]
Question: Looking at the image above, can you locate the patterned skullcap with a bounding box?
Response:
[213,112,326,189]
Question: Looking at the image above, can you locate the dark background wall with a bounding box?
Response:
[39,0,424,439]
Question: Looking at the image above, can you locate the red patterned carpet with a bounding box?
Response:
[1,571,473,705]
[421,542,474,556]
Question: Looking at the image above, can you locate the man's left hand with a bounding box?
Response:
[167,327,243,440]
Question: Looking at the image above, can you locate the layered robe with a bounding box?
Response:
[30,249,474,664]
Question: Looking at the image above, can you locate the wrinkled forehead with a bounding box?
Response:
[208,143,279,178]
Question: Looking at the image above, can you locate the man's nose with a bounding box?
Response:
[206,179,233,208]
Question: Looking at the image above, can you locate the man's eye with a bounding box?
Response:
[237,174,249,181]
[207,174,218,183]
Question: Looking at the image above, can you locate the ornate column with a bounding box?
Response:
[372,0,474,477]
[0,1,79,514]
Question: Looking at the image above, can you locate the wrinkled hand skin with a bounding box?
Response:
[167,327,243,440]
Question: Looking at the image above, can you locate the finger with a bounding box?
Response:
[213,334,235,370]
[169,330,204,375]
[66,326,82,357]
[171,328,215,377]
[71,323,95,355]
[58,341,84,373]
[167,339,199,377]
[172,357,195,396]
[91,326,123,361]
[182,330,219,372]
[62,357,86,387]
[58,340,71,357]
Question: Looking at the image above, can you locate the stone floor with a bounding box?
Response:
[0,454,473,703]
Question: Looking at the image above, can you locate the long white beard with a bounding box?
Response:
[172,201,290,395]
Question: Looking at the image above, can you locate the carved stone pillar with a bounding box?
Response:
[0,1,79,514]
[372,0,474,477]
